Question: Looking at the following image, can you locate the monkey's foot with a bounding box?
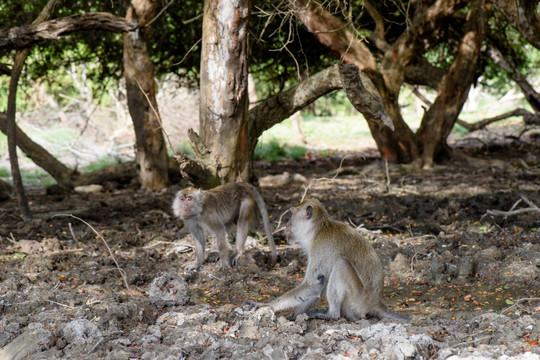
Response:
[306,309,330,319]
[218,262,232,271]
[184,263,200,272]
[231,253,242,266]
[243,300,264,309]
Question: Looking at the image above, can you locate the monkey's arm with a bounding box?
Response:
[185,222,206,271]
[269,275,325,317]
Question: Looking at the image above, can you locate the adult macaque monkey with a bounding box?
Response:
[172,182,277,271]
[253,198,408,322]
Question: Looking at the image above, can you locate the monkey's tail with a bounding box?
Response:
[371,303,410,323]
[245,183,277,266]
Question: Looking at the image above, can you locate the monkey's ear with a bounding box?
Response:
[305,205,313,220]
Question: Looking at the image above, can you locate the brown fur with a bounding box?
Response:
[267,198,409,322]
[172,183,276,271]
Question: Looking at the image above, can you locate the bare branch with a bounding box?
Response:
[484,195,540,219]
[456,109,537,131]
[0,12,138,50]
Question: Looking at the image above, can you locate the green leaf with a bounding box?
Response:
[505,299,515,305]
[13,253,27,259]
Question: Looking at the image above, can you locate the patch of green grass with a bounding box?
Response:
[175,140,195,158]
[0,167,10,178]
[83,157,118,172]
[254,140,306,163]
[22,169,56,188]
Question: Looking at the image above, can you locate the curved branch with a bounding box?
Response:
[248,65,342,137]
[456,109,539,131]
[0,12,138,50]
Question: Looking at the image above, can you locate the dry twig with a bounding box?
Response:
[52,214,133,295]
[483,194,540,220]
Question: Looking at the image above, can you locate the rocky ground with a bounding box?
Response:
[0,143,539,359]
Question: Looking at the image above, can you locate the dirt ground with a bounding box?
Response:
[0,142,539,359]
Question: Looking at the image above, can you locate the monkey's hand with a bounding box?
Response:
[306,309,330,320]
[242,300,265,310]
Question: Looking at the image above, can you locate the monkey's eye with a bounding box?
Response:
[186,196,193,201]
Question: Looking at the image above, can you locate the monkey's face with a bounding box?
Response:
[285,202,315,250]
[172,189,204,220]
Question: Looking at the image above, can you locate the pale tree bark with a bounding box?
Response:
[6,0,63,221]
[124,0,169,189]
[186,0,251,186]
[417,0,487,168]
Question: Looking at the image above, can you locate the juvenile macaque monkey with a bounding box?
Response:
[254,198,408,322]
[172,182,276,271]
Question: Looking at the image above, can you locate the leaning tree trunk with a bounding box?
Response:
[417,0,487,168]
[124,0,169,189]
[186,0,251,186]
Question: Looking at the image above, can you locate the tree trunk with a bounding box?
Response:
[5,0,64,221]
[7,49,33,221]
[292,0,460,164]
[124,0,169,189]
[190,0,251,185]
[417,0,487,168]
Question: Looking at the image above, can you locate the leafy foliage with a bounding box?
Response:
[254,140,306,162]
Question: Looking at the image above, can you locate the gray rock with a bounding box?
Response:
[148,271,190,307]
[62,318,102,343]
[0,326,53,360]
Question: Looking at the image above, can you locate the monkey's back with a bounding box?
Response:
[314,219,384,300]
[202,183,254,228]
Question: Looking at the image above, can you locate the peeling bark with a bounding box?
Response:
[0,13,137,50]
[193,0,251,184]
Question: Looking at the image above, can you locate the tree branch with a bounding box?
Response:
[494,0,540,49]
[0,12,137,50]
[248,64,343,138]
[486,43,540,111]
[456,109,539,131]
